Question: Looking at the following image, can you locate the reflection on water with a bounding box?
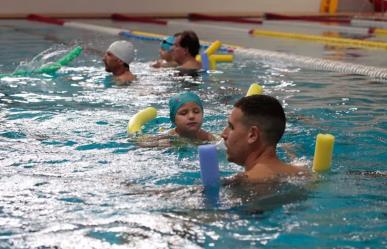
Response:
[115,178,311,247]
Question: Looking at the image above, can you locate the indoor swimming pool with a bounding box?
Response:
[0,20,386,248]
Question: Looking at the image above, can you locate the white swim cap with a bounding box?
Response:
[107,40,134,64]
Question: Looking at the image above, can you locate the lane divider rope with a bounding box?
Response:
[236,47,387,79]
[249,28,387,50]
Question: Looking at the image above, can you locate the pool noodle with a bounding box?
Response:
[249,29,387,50]
[1,46,83,78]
[127,107,157,133]
[209,56,217,70]
[312,133,335,172]
[197,40,233,70]
[211,54,234,62]
[205,40,222,55]
[246,83,263,96]
[201,52,210,71]
[56,46,83,66]
[120,31,162,42]
[34,63,62,74]
[196,54,234,63]
[198,144,220,188]
[35,46,83,73]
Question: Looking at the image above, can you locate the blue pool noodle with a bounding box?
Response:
[198,144,220,188]
[119,31,161,42]
[201,52,209,71]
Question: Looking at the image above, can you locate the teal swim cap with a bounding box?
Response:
[160,36,175,52]
[169,92,203,124]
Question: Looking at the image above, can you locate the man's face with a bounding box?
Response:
[221,107,250,166]
[103,51,121,72]
[171,36,187,65]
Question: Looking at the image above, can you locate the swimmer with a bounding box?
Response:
[168,91,215,141]
[221,95,309,184]
[171,31,202,75]
[103,40,135,85]
[137,92,215,147]
[152,36,178,68]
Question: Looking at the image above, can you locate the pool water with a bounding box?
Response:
[0,20,386,248]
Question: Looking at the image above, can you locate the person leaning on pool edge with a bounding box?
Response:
[221,94,309,184]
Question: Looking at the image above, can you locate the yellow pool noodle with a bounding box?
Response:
[211,54,234,62]
[246,83,263,96]
[205,40,222,56]
[250,29,387,50]
[196,54,234,63]
[127,107,157,134]
[195,54,234,62]
[312,133,335,172]
[209,56,217,70]
[374,28,387,36]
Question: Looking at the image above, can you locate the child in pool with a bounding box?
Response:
[137,91,215,147]
[151,36,178,68]
[168,91,215,141]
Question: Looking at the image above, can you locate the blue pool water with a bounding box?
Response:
[0,20,386,248]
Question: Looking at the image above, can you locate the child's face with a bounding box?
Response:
[174,102,203,135]
[159,49,173,61]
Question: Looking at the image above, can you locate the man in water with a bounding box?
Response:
[103,40,135,84]
[221,95,308,184]
[171,30,202,75]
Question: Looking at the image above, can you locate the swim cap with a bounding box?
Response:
[169,92,203,124]
[107,40,134,64]
[160,36,175,52]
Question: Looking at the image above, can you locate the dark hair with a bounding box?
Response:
[177,30,200,57]
[234,95,286,145]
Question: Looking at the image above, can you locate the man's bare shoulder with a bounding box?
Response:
[282,163,310,176]
[115,73,136,85]
[242,163,310,184]
[222,173,247,186]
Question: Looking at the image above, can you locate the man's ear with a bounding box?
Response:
[247,126,260,144]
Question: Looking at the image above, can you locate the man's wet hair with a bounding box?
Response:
[177,30,200,57]
[234,95,286,145]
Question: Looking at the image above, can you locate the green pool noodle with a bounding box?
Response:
[34,63,62,74]
[0,46,83,78]
[0,69,31,78]
[56,46,83,66]
[0,73,13,78]
[36,46,83,73]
